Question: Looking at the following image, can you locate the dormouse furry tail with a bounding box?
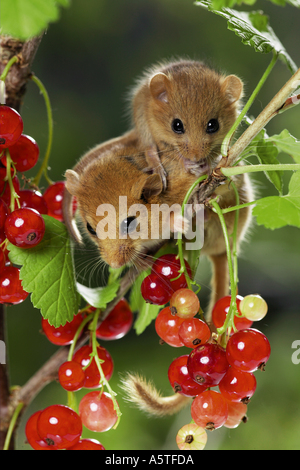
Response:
[120,373,191,417]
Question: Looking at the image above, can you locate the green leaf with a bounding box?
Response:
[129,270,150,314]
[269,0,300,6]
[1,0,70,40]
[134,302,161,336]
[256,140,284,193]
[195,1,297,72]
[253,171,300,228]
[267,130,300,163]
[76,281,120,309]
[7,215,80,327]
[211,0,300,8]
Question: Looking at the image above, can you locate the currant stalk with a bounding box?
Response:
[3,402,24,451]
[210,193,239,342]
[4,149,20,212]
[30,74,53,186]
[176,174,207,291]
[90,310,122,428]
[221,52,278,157]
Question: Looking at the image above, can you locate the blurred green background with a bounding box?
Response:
[4,0,300,450]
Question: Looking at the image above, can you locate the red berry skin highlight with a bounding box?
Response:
[4,208,45,248]
[141,273,173,305]
[219,367,257,403]
[226,328,271,372]
[79,391,118,432]
[168,355,207,397]
[0,266,29,305]
[187,343,229,387]
[25,411,54,450]
[191,390,228,430]
[155,306,185,347]
[37,405,82,450]
[0,105,24,149]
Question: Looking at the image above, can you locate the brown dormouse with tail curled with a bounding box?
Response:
[63,58,254,417]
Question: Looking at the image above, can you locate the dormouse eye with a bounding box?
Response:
[206,119,219,134]
[172,118,185,134]
[120,216,138,236]
[87,222,97,236]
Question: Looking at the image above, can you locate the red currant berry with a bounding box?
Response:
[72,345,114,387]
[141,273,173,305]
[170,288,200,319]
[0,199,9,231]
[219,367,257,404]
[212,295,253,331]
[155,306,185,347]
[25,411,53,450]
[43,181,65,221]
[0,249,6,270]
[168,355,207,397]
[178,318,211,348]
[4,208,45,248]
[37,405,82,450]
[96,298,133,340]
[3,134,39,172]
[191,390,228,430]
[0,265,28,304]
[67,438,105,450]
[58,360,85,391]
[41,314,84,346]
[151,254,192,290]
[19,189,48,215]
[187,342,229,387]
[79,391,118,432]
[224,402,248,429]
[0,105,23,149]
[226,328,271,372]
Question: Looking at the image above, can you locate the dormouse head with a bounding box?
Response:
[65,154,168,270]
[145,60,243,164]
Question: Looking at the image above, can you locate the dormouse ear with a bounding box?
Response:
[65,169,80,196]
[132,173,163,202]
[149,72,170,103]
[222,75,243,104]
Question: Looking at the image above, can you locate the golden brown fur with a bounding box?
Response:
[64,58,253,417]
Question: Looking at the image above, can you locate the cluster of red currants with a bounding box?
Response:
[141,253,271,447]
[26,298,133,450]
[0,104,68,304]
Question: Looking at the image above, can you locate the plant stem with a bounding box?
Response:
[210,199,238,340]
[5,149,20,212]
[31,74,53,186]
[176,175,207,290]
[222,67,300,168]
[0,56,19,82]
[90,311,122,428]
[3,402,24,451]
[67,312,94,361]
[222,163,300,177]
[230,182,240,292]
[220,200,257,214]
[221,52,278,157]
